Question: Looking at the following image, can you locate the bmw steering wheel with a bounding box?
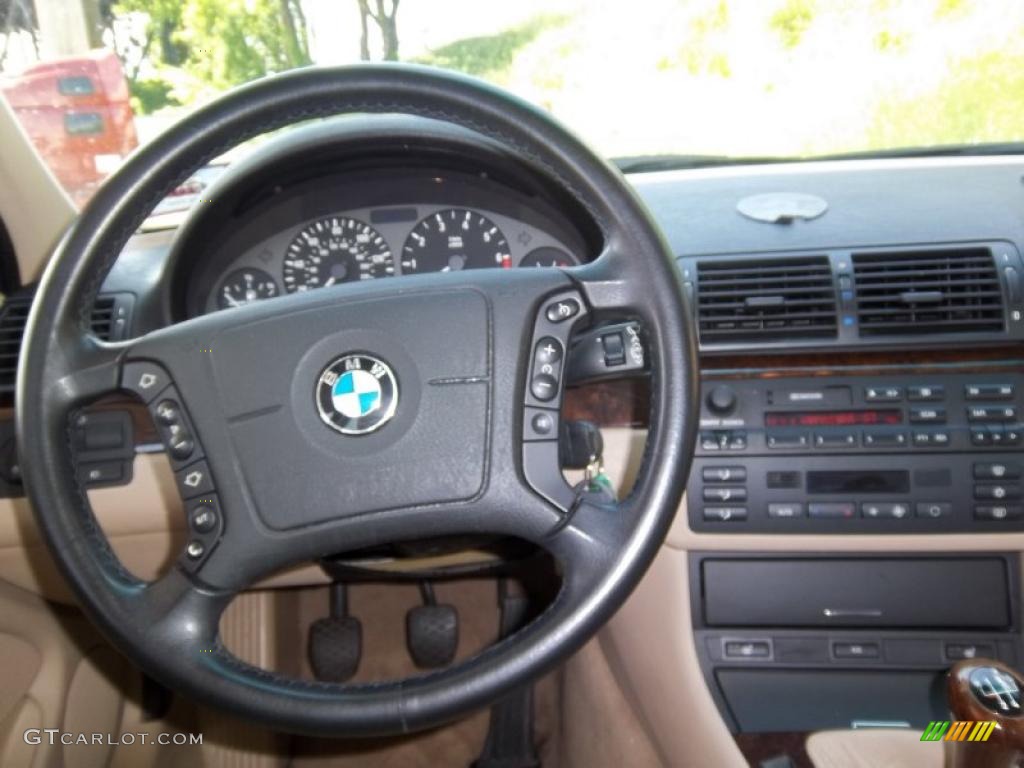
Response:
[17,65,697,736]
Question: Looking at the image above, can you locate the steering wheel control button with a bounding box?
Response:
[530,373,558,402]
[524,407,557,441]
[522,290,588,509]
[180,496,224,571]
[534,337,563,366]
[168,429,196,461]
[176,460,214,499]
[316,353,399,436]
[155,399,180,425]
[190,505,218,534]
[121,361,171,403]
[545,298,580,323]
[185,540,205,560]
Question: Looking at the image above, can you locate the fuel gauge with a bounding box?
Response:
[519,247,578,268]
[216,268,279,309]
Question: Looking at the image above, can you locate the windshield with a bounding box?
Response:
[2,0,1023,206]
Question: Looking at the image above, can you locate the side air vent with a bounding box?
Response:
[0,292,133,397]
[0,294,33,394]
[853,248,1004,336]
[90,295,118,340]
[696,256,837,342]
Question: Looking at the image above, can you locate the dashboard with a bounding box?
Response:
[8,113,1024,757]
[201,200,579,314]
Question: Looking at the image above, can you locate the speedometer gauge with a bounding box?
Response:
[401,209,511,273]
[282,216,393,292]
[216,268,278,309]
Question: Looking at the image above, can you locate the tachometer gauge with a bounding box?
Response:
[401,209,511,273]
[519,247,578,268]
[282,216,393,292]
[216,268,279,310]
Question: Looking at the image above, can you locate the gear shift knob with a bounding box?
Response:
[946,658,1024,767]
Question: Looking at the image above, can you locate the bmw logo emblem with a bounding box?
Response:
[316,353,399,435]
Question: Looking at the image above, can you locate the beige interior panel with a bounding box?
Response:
[604,546,747,768]
[0,698,43,768]
[63,647,131,768]
[0,579,106,768]
[0,97,75,284]
[0,633,41,726]
[805,728,941,768]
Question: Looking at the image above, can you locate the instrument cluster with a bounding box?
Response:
[204,203,580,314]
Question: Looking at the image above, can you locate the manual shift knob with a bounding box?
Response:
[945,658,1024,767]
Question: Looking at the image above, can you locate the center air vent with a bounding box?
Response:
[696,256,837,342]
[853,248,1004,336]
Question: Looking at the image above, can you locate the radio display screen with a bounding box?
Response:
[765,409,903,427]
[807,470,910,494]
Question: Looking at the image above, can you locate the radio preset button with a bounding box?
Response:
[767,433,809,449]
[703,506,747,522]
[702,466,747,483]
[907,385,945,402]
[916,502,952,518]
[865,386,902,402]
[965,384,1014,401]
[910,407,947,424]
[814,431,857,448]
[863,431,907,448]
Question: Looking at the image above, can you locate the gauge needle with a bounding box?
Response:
[324,277,336,287]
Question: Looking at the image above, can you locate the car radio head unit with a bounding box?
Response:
[688,372,1023,533]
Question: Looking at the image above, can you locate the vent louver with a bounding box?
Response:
[90,295,117,340]
[853,248,1004,336]
[0,294,32,393]
[696,255,837,342]
[0,292,130,397]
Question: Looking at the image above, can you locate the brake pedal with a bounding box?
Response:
[406,581,459,668]
[309,582,362,682]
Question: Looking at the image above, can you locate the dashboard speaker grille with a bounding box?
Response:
[853,248,1004,336]
[696,255,837,342]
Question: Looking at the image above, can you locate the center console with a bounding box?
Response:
[687,372,1024,533]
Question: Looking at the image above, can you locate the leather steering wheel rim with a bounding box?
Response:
[16,64,698,736]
